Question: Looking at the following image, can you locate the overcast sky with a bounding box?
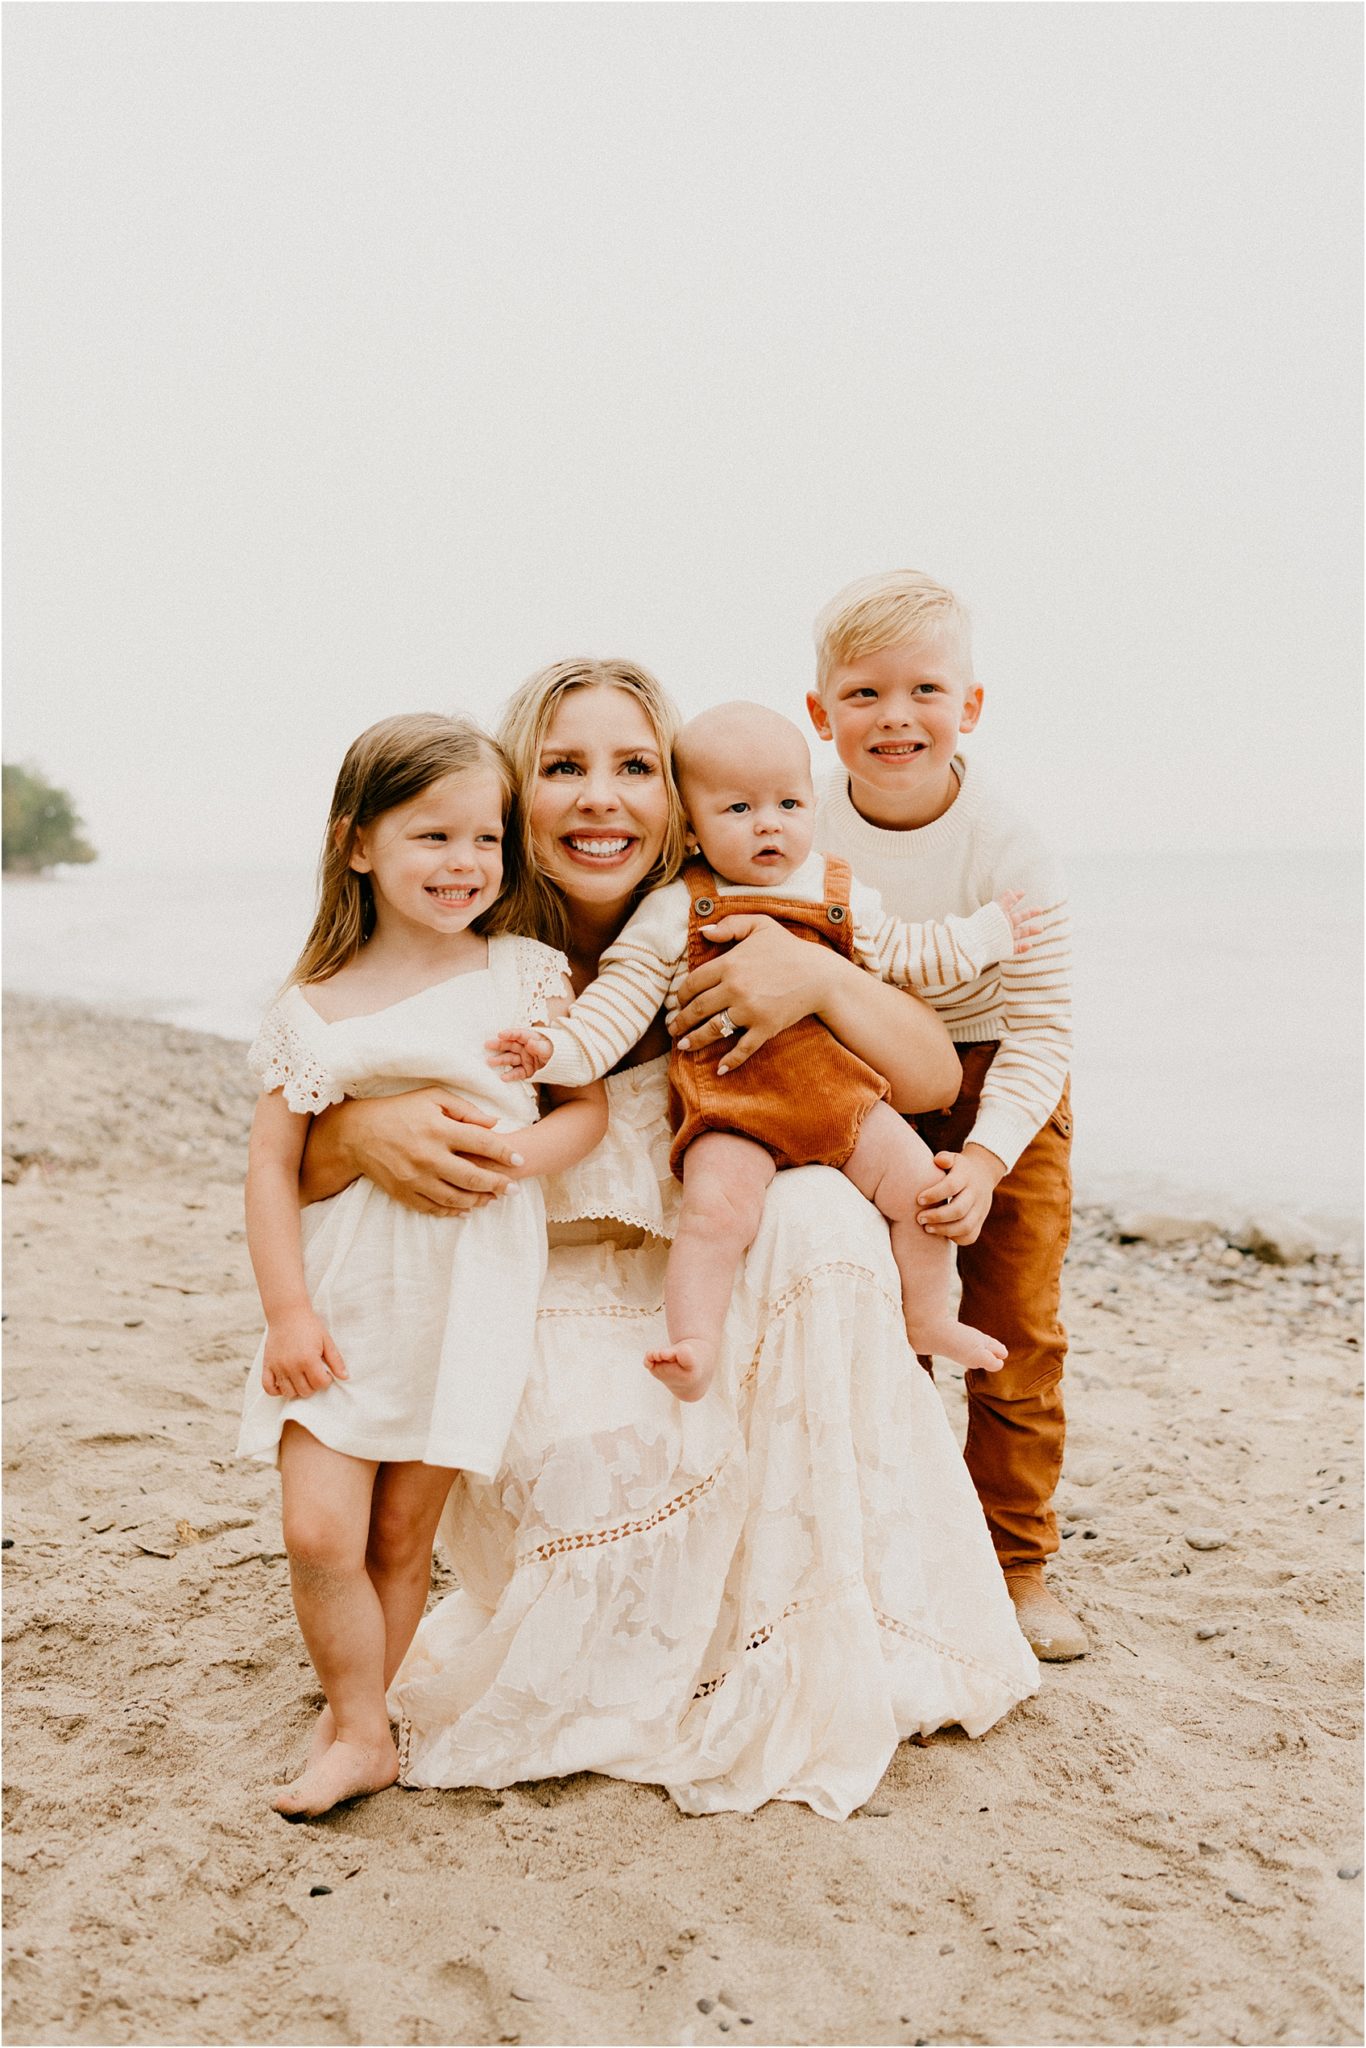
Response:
[5,2,1361,870]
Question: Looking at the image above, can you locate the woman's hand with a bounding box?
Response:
[300,1089,527,1215]
[668,911,961,1113]
[669,915,835,1072]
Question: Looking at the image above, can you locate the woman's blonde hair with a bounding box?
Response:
[495,658,688,951]
[290,713,516,987]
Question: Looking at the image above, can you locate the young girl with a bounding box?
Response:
[490,699,1034,1402]
[240,712,606,1819]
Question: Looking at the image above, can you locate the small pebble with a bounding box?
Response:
[1195,1625,1226,1640]
[698,1999,715,2014]
[938,1942,954,1955]
[309,1884,332,1897]
[124,1318,144,1329]
[1,1538,12,1551]
[1338,1865,1362,1880]
[1225,1888,1247,1903]
[1185,1528,1229,1551]
[862,1802,892,1817]
[1198,1841,1219,1854]
[1082,1529,1098,1540]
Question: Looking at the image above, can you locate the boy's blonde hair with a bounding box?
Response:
[495,657,688,953]
[813,570,972,696]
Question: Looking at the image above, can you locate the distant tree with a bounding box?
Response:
[2,762,97,874]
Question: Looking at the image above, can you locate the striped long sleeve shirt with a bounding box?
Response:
[535,851,1017,1089]
[814,758,1072,1174]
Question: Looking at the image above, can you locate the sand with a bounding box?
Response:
[3,994,1362,2048]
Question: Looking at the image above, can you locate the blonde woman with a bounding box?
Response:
[302,659,1039,1820]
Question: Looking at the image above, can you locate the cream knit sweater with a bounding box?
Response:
[814,757,1072,1173]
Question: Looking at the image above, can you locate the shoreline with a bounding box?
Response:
[4,989,1360,1263]
[4,992,1362,2046]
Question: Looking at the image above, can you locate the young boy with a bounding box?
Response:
[808,569,1083,1662]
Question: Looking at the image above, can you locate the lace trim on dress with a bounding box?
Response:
[872,1607,1010,1679]
[513,936,573,1028]
[537,1300,660,1322]
[248,1004,347,1116]
[512,1456,728,1568]
[736,1260,903,1390]
[692,1578,861,1698]
[688,1587,1011,1701]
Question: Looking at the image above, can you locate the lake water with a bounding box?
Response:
[5,851,1361,1250]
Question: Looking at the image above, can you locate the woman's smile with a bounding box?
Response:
[561,832,638,865]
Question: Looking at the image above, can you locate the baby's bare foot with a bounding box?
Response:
[272,1735,399,1819]
[645,1339,718,1402]
[907,1319,1008,1376]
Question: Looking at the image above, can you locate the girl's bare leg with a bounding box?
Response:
[843,1103,1007,1376]
[306,1460,459,1766]
[646,1130,776,1400]
[274,1423,399,1818]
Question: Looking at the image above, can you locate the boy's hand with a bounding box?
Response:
[262,1308,348,1400]
[996,889,1042,957]
[916,1144,1006,1243]
[485,1028,553,1080]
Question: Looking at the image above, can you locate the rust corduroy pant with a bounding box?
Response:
[914,1043,1073,1573]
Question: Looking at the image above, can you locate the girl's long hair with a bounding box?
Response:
[289,713,516,987]
[495,658,688,952]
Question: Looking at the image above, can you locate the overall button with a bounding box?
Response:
[694,897,714,917]
[826,904,847,923]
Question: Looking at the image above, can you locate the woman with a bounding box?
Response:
[302,658,1037,1820]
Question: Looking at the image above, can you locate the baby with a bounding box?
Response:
[491,702,1036,1400]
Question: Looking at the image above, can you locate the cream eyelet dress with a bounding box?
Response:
[389,1054,1040,1820]
[237,935,570,1483]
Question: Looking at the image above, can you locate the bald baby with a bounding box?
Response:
[675,702,817,890]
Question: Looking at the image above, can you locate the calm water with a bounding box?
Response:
[5,852,1361,1247]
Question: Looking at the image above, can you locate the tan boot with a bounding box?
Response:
[1004,1566,1088,1661]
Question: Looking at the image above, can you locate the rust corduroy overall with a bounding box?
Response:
[667,855,889,1179]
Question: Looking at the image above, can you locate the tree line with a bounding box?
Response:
[2,763,97,874]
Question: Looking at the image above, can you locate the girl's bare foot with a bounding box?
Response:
[306,1703,337,1769]
[272,1735,399,1819]
[644,1338,718,1402]
[907,1319,1008,1376]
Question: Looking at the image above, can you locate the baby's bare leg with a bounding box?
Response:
[647,1131,777,1401]
[843,1103,1007,1376]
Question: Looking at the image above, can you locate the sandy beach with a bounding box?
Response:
[3,994,1362,2048]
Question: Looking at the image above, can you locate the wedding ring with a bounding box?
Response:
[716,1009,736,1039]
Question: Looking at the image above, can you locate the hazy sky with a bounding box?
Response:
[6,2,1361,869]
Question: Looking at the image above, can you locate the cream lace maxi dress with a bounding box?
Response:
[390,1054,1040,1820]
[237,936,571,1482]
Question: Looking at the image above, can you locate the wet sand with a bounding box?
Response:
[3,995,1362,2046]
